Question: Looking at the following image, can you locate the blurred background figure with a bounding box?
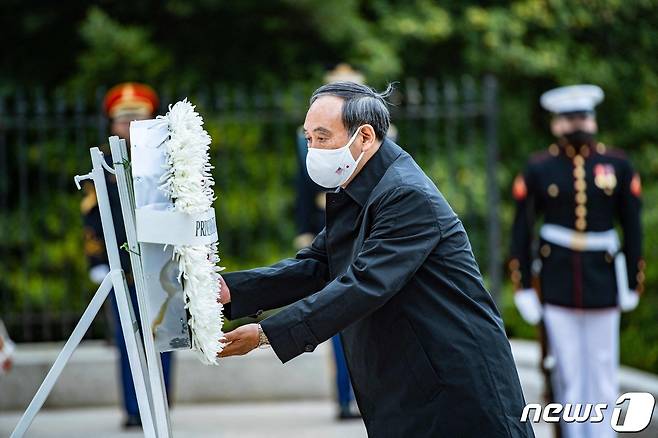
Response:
[0,318,15,375]
[293,64,365,420]
[81,82,173,429]
[509,84,644,438]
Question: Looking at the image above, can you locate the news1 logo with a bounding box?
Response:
[521,392,656,432]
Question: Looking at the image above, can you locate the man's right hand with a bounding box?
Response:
[218,274,231,305]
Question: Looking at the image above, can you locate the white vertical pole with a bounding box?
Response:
[88,147,158,437]
[109,136,172,437]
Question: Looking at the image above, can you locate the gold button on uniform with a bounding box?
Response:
[540,244,551,258]
[547,184,559,197]
[572,154,588,229]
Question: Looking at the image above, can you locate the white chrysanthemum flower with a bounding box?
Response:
[159,99,224,365]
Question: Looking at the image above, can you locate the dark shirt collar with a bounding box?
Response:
[342,138,403,207]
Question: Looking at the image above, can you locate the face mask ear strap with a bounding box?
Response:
[354,149,366,167]
[346,126,363,148]
[348,127,366,164]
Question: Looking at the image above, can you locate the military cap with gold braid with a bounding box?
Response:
[103,82,159,119]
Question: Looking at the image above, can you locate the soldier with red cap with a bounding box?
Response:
[82,82,173,429]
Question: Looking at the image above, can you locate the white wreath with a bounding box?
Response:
[157,99,224,365]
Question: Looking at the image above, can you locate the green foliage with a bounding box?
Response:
[206,115,299,270]
[0,169,92,314]
[72,7,172,90]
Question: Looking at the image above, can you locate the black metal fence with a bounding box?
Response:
[0,76,500,342]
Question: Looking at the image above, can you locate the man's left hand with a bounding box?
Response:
[217,323,259,358]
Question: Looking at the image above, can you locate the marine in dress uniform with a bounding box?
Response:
[509,85,644,438]
[81,82,173,429]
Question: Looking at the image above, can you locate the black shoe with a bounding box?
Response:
[123,414,142,429]
[338,404,361,420]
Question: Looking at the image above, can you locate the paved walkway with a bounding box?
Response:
[2,339,656,437]
[0,400,557,438]
[1,401,367,438]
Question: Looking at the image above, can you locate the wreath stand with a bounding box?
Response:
[11,136,171,438]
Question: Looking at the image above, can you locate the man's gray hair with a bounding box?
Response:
[310,81,395,140]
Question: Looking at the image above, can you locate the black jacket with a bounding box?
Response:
[224,139,533,437]
[509,142,644,308]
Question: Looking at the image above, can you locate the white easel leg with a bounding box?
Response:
[110,269,158,438]
[11,275,115,438]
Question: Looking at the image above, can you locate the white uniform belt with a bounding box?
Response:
[539,224,620,253]
[539,223,631,302]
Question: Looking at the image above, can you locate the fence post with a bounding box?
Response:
[484,75,501,304]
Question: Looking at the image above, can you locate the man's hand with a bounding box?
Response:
[217,323,259,358]
[218,274,231,305]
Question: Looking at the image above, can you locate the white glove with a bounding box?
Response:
[620,290,640,312]
[514,288,542,325]
[89,264,110,285]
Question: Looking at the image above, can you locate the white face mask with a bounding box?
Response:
[306,127,365,188]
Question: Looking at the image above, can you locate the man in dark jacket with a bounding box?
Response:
[218,81,534,437]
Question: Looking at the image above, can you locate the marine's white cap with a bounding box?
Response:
[540,84,604,115]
